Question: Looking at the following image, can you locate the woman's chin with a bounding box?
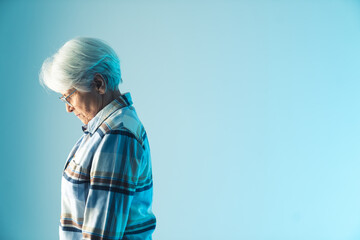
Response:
[77,116,88,125]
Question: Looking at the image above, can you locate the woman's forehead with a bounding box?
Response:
[61,88,75,95]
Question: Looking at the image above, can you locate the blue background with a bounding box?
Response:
[1,0,360,239]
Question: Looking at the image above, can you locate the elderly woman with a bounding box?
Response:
[40,37,156,240]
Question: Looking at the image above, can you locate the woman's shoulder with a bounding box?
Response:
[98,106,148,147]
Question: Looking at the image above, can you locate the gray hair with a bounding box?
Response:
[40,37,122,93]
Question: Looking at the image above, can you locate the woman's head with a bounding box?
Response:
[40,37,123,124]
[40,37,122,93]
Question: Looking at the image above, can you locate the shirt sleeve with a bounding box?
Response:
[81,130,145,240]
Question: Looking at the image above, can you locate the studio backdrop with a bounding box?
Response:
[1,1,360,239]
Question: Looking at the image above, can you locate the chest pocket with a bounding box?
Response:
[63,158,90,202]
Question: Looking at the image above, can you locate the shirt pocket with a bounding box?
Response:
[63,158,90,202]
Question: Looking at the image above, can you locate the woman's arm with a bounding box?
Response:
[81,130,149,240]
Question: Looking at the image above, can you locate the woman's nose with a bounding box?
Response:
[66,104,74,112]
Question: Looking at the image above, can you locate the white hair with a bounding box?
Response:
[39,37,122,93]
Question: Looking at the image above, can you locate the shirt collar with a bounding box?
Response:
[82,92,133,135]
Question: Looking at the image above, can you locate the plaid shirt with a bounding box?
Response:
[59,92,156,240]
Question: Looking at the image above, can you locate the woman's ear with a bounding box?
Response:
[93,74,107,94]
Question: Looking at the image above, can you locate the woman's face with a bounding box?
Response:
[61,87,103,125]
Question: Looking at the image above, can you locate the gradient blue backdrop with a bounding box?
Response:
[1,0,360,239]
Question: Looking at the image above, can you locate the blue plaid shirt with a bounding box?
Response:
[60,92,156,240]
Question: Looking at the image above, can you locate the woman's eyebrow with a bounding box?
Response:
[62,91,71,97]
